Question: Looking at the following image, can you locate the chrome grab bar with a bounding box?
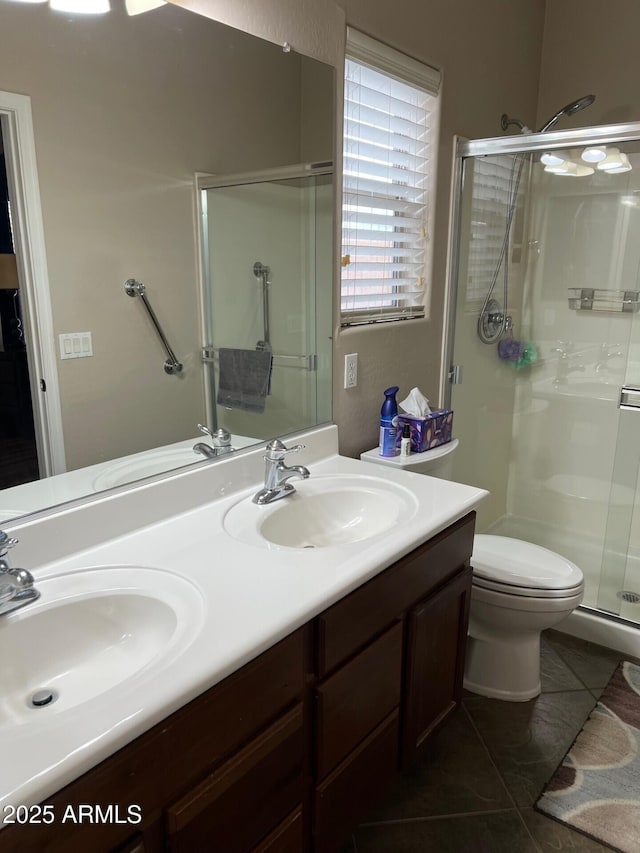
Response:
[253,261,271,351]
[124,279,183,375]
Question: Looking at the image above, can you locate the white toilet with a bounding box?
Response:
[360,440,584,702]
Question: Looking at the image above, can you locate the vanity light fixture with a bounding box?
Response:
[598,149,632,173]
[581,145,607,163]
[3,0,165,12]
[541,152,566,167]
[544,159,578,175]
[49,0,110,11]
[125,0,166,14]
[543,146,633,177]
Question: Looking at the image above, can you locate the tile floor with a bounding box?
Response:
[342,629,633,853]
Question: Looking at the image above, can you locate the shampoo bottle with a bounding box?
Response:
[379,386,399,457]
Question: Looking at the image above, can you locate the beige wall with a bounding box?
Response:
[538,0,640,131]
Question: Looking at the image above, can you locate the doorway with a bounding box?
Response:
[0,129,38,489]
[0,90,65,490]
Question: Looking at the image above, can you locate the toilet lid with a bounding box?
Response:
[471,535,584,595]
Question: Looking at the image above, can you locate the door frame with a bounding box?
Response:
[1,90,65,476]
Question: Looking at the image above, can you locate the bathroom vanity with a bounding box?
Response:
[0,426,486,852]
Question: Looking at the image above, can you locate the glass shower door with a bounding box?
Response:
[199,169,333,442]
[599,308,640,619]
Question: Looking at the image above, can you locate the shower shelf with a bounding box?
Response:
[567,288,640,313]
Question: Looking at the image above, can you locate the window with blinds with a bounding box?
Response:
[340,30,441,326]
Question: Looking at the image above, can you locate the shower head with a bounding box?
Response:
[253,261,270,279]
[501,114,527,132]
[538,94,595,133]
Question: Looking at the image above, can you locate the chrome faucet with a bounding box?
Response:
[595,343,624,374]
[552,345,585,385]
[193,423,235,459]
[252,439,310,505]
[0,531,39,616]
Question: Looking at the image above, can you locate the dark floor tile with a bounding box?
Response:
[544,630,623,689]
[355,811,539,853]
[521,807,616,851]
[464,690,596,808]
[540,635,584,693]
[365,707,512,822]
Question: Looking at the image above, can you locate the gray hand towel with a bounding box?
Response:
[216,347,273,413]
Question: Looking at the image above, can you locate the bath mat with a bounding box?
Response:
[536,660,640,853]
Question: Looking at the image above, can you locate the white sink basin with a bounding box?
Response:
[0,566,204,726]
[223,475,419,549]
[92,448,201,490]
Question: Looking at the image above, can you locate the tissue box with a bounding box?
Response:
[396,409,454,453]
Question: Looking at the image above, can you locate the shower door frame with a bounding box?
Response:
[195,162,334,432]
[441,119,640,407]
[442,118,640,629]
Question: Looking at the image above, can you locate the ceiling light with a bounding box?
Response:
[541,152,565,167]
[125,0,166,14]
[49,0,110,11]
[581,145,607,163]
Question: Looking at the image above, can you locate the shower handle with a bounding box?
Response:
[620,386,640,410]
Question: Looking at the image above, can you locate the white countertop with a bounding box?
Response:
[0,425,487,820]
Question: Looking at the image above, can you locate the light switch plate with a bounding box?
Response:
[59,332,93,360]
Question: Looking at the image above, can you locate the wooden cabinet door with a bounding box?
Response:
[165,705,305,853]
[400,566,472,769]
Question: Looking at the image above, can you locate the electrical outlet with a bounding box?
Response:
[344,352,358,389]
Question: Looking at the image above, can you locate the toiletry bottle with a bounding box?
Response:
[400,423,412,457]
[379,386,399,457]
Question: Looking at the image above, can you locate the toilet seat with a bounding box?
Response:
[471,535,584,599]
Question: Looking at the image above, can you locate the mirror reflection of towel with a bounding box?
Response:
[216,348,273,413]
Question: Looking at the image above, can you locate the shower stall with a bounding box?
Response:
[445,119,640,653]
[198,164,333,441]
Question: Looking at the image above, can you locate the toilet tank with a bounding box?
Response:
[360,439,459,480]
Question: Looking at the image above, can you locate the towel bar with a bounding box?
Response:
[202,346,317,372]
[125,279,183,374]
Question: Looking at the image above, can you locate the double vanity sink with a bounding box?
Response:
[0,424,487,843]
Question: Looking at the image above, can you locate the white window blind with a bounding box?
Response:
[465,154,522,305]
[341,29,441,326]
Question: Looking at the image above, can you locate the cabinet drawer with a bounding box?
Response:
[313,710,399,853]
[315,621,402,780]
[251,807,303,852]
[166,704,304,853]
[316,513,475,675]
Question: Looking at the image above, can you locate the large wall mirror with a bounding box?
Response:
[0,0,335,522]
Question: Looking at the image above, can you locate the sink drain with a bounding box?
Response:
[617,590,640,604]
[29,689,58,708]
